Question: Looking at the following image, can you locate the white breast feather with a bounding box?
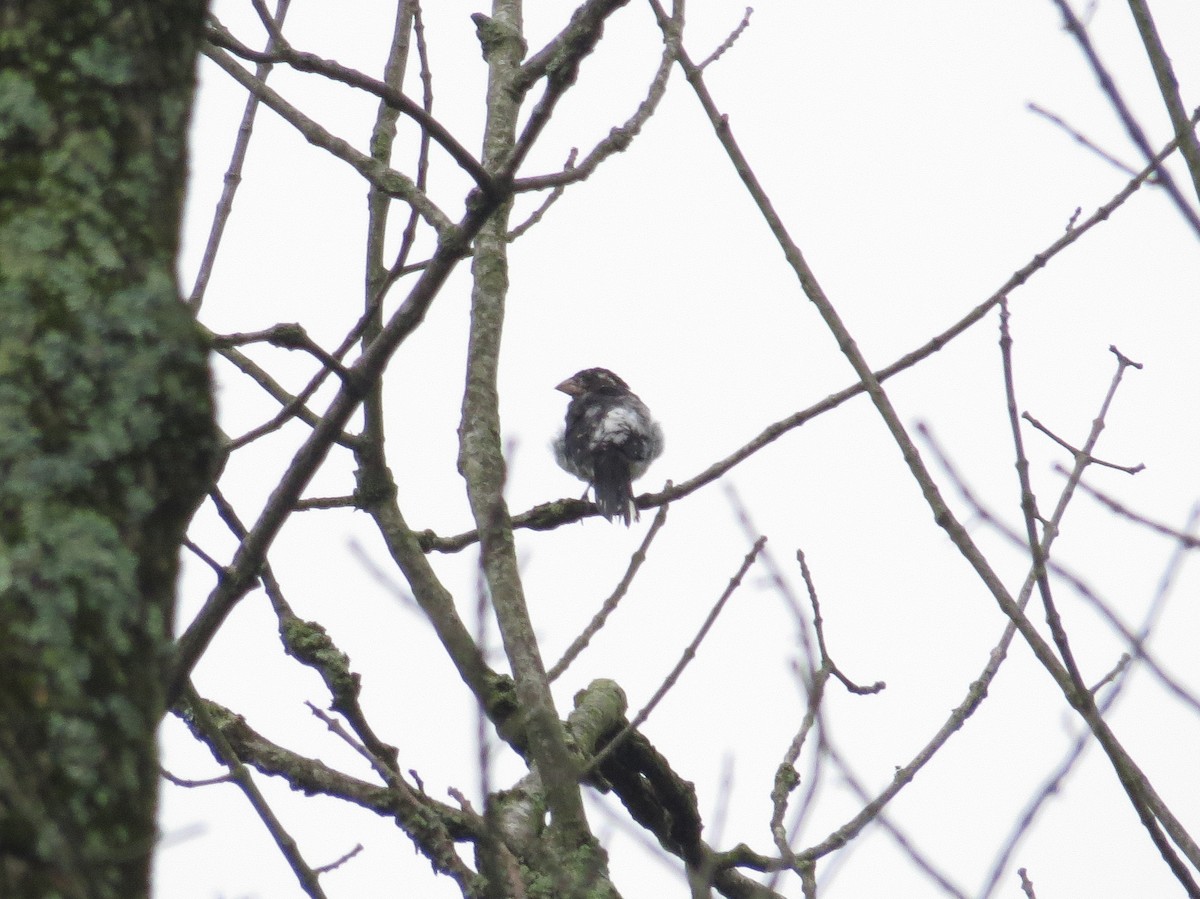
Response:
[596,405,641,442]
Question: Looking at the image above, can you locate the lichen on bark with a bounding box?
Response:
[0,4,216,896]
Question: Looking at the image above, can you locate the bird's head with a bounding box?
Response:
[555,368,630,397]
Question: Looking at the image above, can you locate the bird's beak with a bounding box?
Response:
[555,377,582,396]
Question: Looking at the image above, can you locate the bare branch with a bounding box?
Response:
[548,499,670,682]
[1050,0,1200,236]
[210,6,492,190]
[213,323,355,382]
[514,7,679,193]
[182,538,227,579]
[180,685,329,899]
[516,0,635,93]
[1024,411,1145,474]
[312,844,364,876]
[1125,0,1200,205]
[918,424,1200,891]
[1065,470,1200,548]
[1027,102,1143,178]
[651,16,1200,885]
[201,39,454,235]
[587,536,767,775]
[697,7,753,71]
[386,3,436,284]
[797,549,884,696]
[160,767,233,788]
[171,183,502,704]
[457,0,647,867]
[175,692,485,890]
[211,343,357,452]
[190,0,293,312]
[980,506,1200,898]
[508,148,577,240]
[1018,868,1038,899]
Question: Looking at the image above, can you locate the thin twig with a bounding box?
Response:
[996,298,1100,816]
[1023,412,1144,474]
[586,535,767,774]
[224,0,491,189]
[182,685,329,898]
[213,323,355,382]
[1050,0,1200,237]
[698,7,753,70]
[214,344,358,452]
[919,424,1200,892]
[306,702,399,785]
[160,767,233,788]
[508,148,578,240]
[176,694,484,887]
[201,37,453,234]
[999,298,1044,569]
[798,549,884,695]
[1027,102,1143,177]
[1125,0,1200,206]
[312,844,364,875]
[190,0,292,311]
[511,5,679,194]
[183,538,226,578]
[1064,470,1200,548]
[548,498,670,682]
[389,1,434,281]
[1018,868,1038,899]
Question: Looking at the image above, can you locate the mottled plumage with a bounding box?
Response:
[553,368,664,525]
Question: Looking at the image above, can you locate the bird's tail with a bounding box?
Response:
[591,451,637,525]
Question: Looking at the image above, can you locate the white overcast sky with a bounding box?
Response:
[159,2,1200,897]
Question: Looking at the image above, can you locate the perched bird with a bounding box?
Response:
[553,368,664,525]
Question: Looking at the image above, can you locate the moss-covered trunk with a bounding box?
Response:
[0,4,215,896]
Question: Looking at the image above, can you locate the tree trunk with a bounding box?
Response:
[0,4,215,896]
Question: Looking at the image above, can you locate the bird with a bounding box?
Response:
[553,368,664,525]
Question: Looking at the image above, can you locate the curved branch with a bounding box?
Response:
[201,41,454,235]
[206,15,492,191]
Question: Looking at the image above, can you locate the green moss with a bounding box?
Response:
[281,616,364,705]
[0,3,214,895]
[522,839,618,899]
